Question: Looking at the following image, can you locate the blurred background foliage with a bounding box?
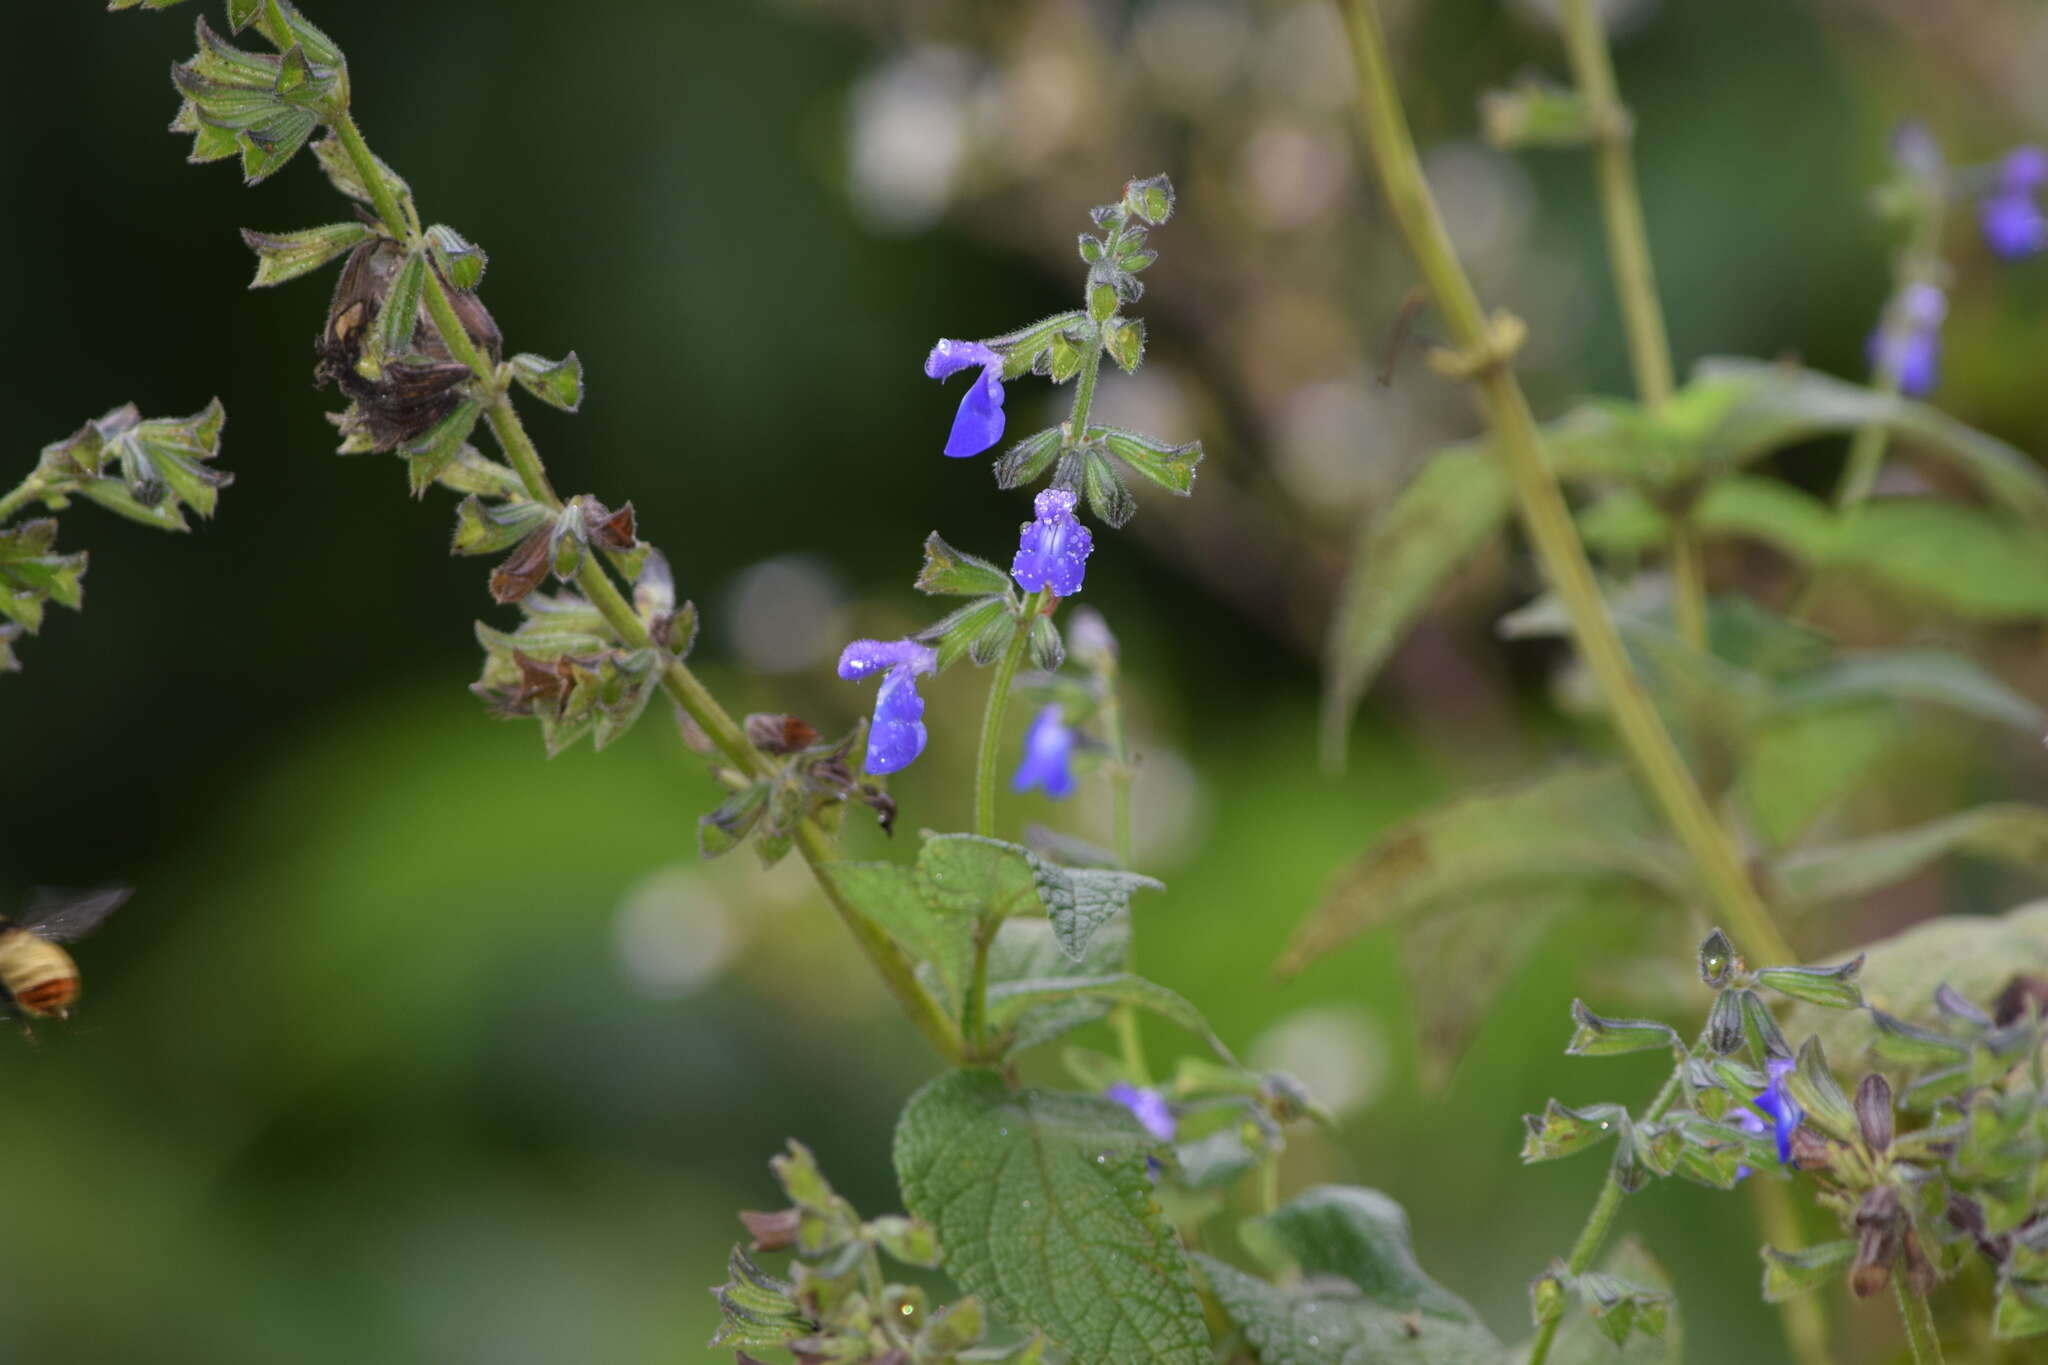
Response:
[4,0,2048,1360]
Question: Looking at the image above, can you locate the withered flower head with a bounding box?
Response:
[317,236,502,451]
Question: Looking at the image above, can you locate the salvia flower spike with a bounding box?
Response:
[1012,705,1077,799]
[1867,281,1946,397]
[924,339,1007,458]
[1012,488,1093,596]
[1981,145,2048,259]
[835,638,938,776]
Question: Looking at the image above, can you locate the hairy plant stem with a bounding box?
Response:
[332,107,965,1065]
[962,594,1042,1054]
[1895,1276,1946,1365]
[1098,669,1148,1080]
[1524,1044,1693,1365]
[1335,0,1795,967]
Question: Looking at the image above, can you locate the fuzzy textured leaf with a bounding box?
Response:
[895,1070,1209,1365]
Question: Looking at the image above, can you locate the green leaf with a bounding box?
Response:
[1199,1255,1506,1365]
[1771,650,2042,731]
[915,532,1011,597]
[1827,502,2048,620]
[240,222,373,287]
[895,1070,1209,1365]
[1535,1241,1681,1364]
[1031,858,1163,961]
[1769,805,2048,908]
[918,595,1012,672]
[1321,442,1513,766]
[1096,426,1201,496]
[1252,1186,1489,1325]
[451,496,548,555]
[1753,1236,1851,1301]
[1080,447,1137,528]
[987,973,1222,1056]
[1994,1279,2048,1339]
[918,834,1044,924]
[1754,958,1865,1010]
[426,224,487,291]
[987,916,1128,1053]
[1520,1100,1628,1163]
[994,428,1062,490]
[823,860,974,1015]
[1783,1036,1857,1140]
[1106,319,1145,373]
[510,352,584,413]
[1691,357,2048,523]
[1736,702,1900,850]
[369,249,428,368]
[1278,765,1682,974]
[1565,1000,1680,1057]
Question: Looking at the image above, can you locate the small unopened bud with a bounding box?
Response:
[1855,1074,1894,1154]
[1066,606,1118,674]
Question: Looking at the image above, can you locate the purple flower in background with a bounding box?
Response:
[1012,488,1094,596]
[925,339,1007,457]
[1981,146,2048,259]
[1106,1083,1175,1142]
[1013,705,1077,799]
[1867,282,1946,397]
[836,638,938,775]
[1752,1056,1804,1165]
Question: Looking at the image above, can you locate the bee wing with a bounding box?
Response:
[17,885,132,943]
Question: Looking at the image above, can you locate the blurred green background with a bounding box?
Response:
[5,0,2048,1360]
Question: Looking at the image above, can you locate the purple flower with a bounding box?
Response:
[1012,488,1094,597]
[1012,705,1077,799]
[836,638,938,775]
[1867,282,1946,397]
[1751,1056,1804,1166]
[925,339,1007,458]
[1981,146,2048,260]
[1728,1107,1768,1182]
[1106,1083,1175,1142]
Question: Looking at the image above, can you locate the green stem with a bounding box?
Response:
[1335,0,1795,967]
[1556,1,1711,653]
[1098,663,1147,1080]
[0,474,49,526]
[1894,1276,1945,1365]
[1559,0,1673,410]
[962,600,1039,1052]
[1670,523,1709,651]
[1525,1050,1693,1365]
[1835,185,1947,510]
[328,104,965,1064]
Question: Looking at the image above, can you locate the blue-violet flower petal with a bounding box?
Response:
[1012,488,1094,597]
[1012,705,1078,799]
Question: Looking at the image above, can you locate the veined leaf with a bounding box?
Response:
[1321,443,1511,768]
[1769,805,2048,908]
[1278,765,1684,975]
[987,972,1225,1059]
[895,1070,1209,1365]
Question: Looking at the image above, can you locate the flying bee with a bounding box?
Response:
[0,886,130,1022]
[316,233,502,451]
